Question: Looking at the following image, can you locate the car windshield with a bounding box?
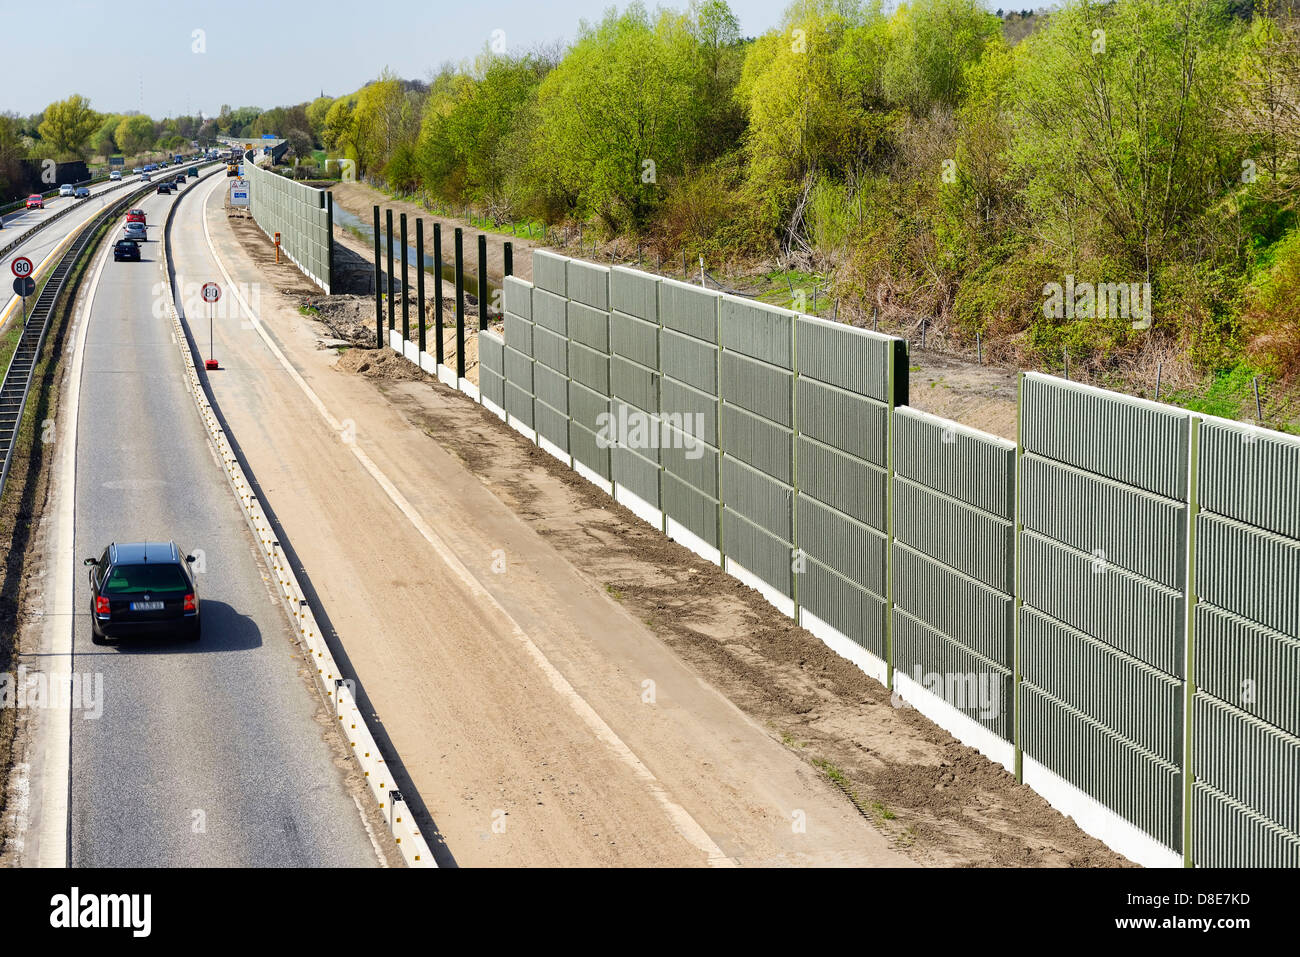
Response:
[103,563,188,596]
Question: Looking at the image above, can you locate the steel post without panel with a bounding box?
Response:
[434,223,444,366]
[454,227,465,380]
[373,206,382,348]
[504,241,513,277]
[401,213,409,344]
[478,233,489,331]
[386,208,395,332]
[417,219,426,356]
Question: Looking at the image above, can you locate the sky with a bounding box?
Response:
[1,0,803,118]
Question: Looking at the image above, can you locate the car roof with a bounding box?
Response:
[109,542,180,564]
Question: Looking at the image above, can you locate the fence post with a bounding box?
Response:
[373,205,382,350]
[478,233,489,331]
[455,227,465,381]
[434,223,445,367]
[504,241,513,277]
[400,213,409,345]
[417,218,426,357]
[386,208,395,335]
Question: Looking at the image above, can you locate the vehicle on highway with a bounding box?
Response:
[188,167,199,179]
[75,186,91,198]
[157,182,173,194]
[123,221,147,241]
[132,167,142,174]
[113,239,141,262]
[160,161,169,168]
[140,172,151,182]
[126,208,146,224]
[25,194,43,210]
[59,183,76,197]
[110,170,123,180]
[84,542,201,644]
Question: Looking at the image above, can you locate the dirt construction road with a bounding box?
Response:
[168,172,922,866]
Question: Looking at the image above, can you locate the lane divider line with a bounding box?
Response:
[166,170,432,867]
[194,175,735,868]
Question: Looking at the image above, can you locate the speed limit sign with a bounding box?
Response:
[201,282,221,303]
[11,256,33,279]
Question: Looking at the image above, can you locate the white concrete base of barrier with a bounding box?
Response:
[419,352,438,377]
[437,365,457,388]
[574,460,613,495]
[891,670,1014,773]
[482,396,506,422]
[725,558,795,619]
[458,378,480,402]
[614,484,663,531]
[403,340,419,364]
[508,415,537,443]
[799,608,889,687]
[538,435,570,466]
[388,329,402,352]
[665,518,721,566]
[1022,755,1183,868]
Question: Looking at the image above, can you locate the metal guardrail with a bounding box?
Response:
[0,161,209,496]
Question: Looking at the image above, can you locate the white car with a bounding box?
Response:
[123,221,147,241]
[59,184,76,197]
[140,172,151,182]
[110,170,122,181]
[132,167,142,175]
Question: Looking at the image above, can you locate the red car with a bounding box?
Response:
[126,208,146,225]
[25,194,43,210]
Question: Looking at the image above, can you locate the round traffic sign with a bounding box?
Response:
[12,256,33,278]
[201,282,221,303]
[13,276,35,297]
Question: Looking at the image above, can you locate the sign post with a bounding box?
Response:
[11,257,34,325]
[201,282,221,369]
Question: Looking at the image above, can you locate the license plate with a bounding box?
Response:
[130,601,163,611]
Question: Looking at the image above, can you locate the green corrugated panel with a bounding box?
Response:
[503,314,533,358]
[721,457,793,542]
[1022,682,1182,851]
[1196,512,1300,639]
[611,356,659,417]
[611,266,660,322]
[1199,420,1300,540]
[720,297,794,369]
[892,407,1015,519]
[892,541,1013,667]
[1193,691,1300,836]
[479,330,505,376]
[660,378,719,448]
[660,329,718,394]
[611,401,661,464]
[1021,605,1183,764]
[720,351,793,427]
[533,249,568,295]
[568,380,611,433]
[797,495,887,595]
[892,607,1013,740]
[532,288,568,334]
[1191,780,1300,867]
[721,404,793,485]
[568,340,611,395]
[893,476,1013,592]
[799,557,887,657]
[724,509,794,597]
[662,470,719,546]
[1021,373,1190,500]
[480,367,505,409]
[570,421,612,478]
[795,315,895,401]
[567,301,610,353]
[613,445,660,507]
[566,258,610,310]
[534,398,568,451]
[797,378,888,466]
[661,429,717,496]
[505,381,533,428]
[797,436,887,531]
[1019,530,1184,676]
[504,347,533,394]
[503,276,533,320]
[1021,453,1187,590]
[532,325,568,375]
[611,310,659,368]
[533,361,568,412]
[659,278,719,343]
[1194,603,1300,737]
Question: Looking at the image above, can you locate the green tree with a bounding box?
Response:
[115,114,155,156]
[37,94,100,159]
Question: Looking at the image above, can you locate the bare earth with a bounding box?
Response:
[213,180,1126,866]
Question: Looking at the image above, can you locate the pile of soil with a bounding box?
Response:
[335,347,429,381]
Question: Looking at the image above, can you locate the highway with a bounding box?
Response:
[64,172,385,866]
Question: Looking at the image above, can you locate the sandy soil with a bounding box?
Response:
[218,187,1127,867]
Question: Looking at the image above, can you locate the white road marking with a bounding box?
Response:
[194,176,735,867]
